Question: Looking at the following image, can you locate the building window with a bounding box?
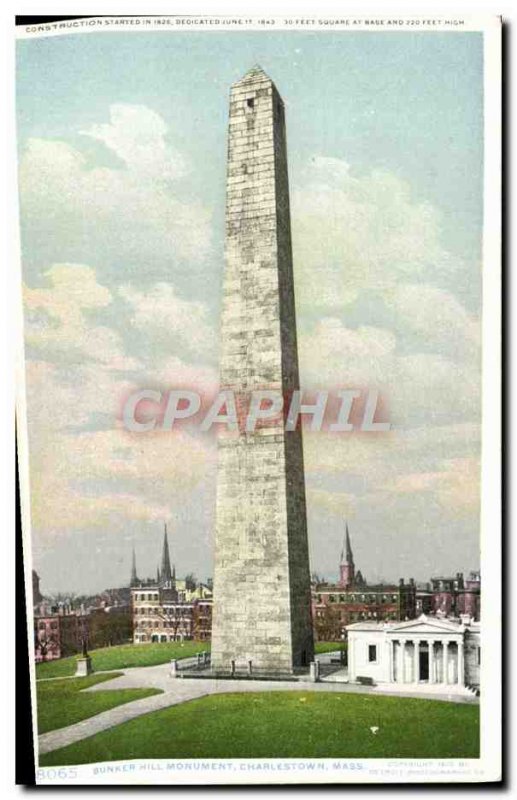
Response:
[246,97,255,110]
[368,645,377,663]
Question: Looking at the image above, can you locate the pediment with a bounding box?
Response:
[387,615,462,635]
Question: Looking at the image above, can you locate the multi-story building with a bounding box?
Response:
[428,571,481,620]
[312,525,417,641]
[130,526,213,644]
[193,598,212,642]
[34,613,86,662]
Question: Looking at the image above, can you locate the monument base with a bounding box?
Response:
[75,656,93,677]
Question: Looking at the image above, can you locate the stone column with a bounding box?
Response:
[386,639,393,683]
[457,639,464,686]
[443,641,449,684]
[429,640,435,684]
[413,639,421,683]
[401,639,407,683]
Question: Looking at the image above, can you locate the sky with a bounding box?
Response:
[17,30,483,594]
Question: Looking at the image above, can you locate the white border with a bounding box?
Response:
[479,14,502,780]
[10,6,502,788]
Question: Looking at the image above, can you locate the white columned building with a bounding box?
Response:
[346,615,480,691]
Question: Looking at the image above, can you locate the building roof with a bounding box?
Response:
[346,620,387,631]
[315,583,405,592]
[347,614,473,635]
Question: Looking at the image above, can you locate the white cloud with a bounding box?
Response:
[307,488,357,517]
[24,263,140,371]
[300,318,396,387]
[151,356,218,395]
[25,365,216,534]
[384,456,480,520]
[303,423,481,526]
[119,282,215,358]
[22,264,219,539]
[81,103,186,182]
[384,283,481,360]
[19,107,212,269]
[300,312,480,428]
[292,158,470,311]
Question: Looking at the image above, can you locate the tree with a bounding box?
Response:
[184,573,197,591]
[314,604,343,643]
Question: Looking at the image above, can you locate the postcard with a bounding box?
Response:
[15,13,502,785]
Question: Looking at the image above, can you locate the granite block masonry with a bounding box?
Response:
[211,66,314,674]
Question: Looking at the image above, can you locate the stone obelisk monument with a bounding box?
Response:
[211,66,314,674]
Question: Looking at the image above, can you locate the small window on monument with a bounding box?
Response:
[246,98,255,109]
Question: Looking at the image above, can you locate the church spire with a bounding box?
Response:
[160,523,173,586]
[345,522,354,564]
[130,546,138,588]
[339,522,356,589]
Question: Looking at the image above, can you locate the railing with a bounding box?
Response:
[172,652,211,675]
[170,653,347,682]
[316,650,347,679]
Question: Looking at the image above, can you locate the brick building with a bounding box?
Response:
[312,526,417,642]
[193,598,212,642]
[34,613,86,662]
[416,571,481,620]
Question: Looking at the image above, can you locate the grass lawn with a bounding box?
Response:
[40,691,479,765]
[37,642,339,680]
[36,641,209,679]
[37,673,162,734]
[314,641,346,654]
